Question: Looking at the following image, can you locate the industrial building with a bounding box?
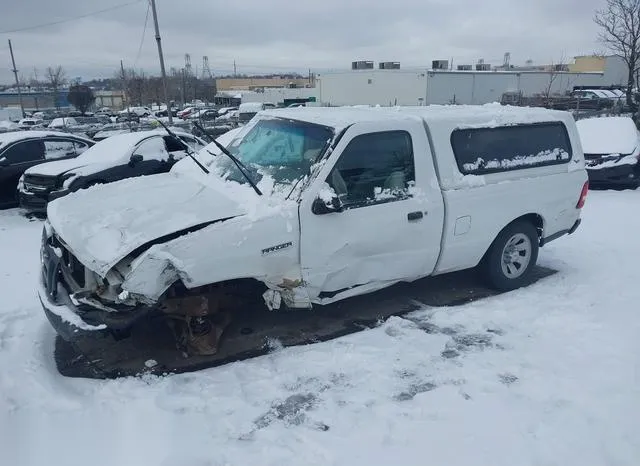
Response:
[214,87,317,107]
[314,55,628,106]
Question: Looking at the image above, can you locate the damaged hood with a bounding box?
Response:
[47,172,246,276]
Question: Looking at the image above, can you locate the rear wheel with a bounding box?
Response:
[480,221,539,291]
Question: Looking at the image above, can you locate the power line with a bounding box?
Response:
[0,0,144,34]
[133,0,151,67]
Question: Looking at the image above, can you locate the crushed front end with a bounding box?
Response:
[38,222,243,356]
[39,222,150,340]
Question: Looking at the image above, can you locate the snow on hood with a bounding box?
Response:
[576,117,639,155]
[47,172,246,276]
[24,157,92,177]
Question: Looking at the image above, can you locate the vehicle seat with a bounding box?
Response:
[330,170,348,197]
[384,171,406,191]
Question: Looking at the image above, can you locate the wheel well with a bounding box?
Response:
[480,213,544,265]
[161,278,269,312]
[512,213,544,239]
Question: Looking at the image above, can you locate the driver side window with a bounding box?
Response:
[327,131,415,207]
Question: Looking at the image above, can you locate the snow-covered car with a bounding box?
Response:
[0,120,20,133]
[48,117,78,129]
[238,102,276,123]
[188,109,219,121]
[177,106,196,119]
[18,130,206,214]
[38,105,588,356]
[18,118,44,130]
[91,127,132,142]
[576,116,640,189]
[215,109,238,123]
[0,131,94,207]
[119,107,151,117]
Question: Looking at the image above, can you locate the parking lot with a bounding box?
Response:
[1,187,638,465]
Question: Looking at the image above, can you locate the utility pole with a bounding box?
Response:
[181,68,186,107]
[120,60,129,112]
[150,0,172,123]
[8,40,25,118]
[233,60,237,77]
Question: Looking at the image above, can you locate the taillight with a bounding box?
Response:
[576,181,589,209]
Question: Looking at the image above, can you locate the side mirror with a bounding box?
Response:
[312,195,343,215]
[129,154,144,167]
[0,157,8,167]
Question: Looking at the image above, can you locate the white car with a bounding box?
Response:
[38,105,587,356]
[18,118,44,130]
[48,117,78,129]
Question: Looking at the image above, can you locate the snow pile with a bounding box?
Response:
[1,190,640,466]
[0,120,19,132]
[463,148,570,172]
[576,116,639,155]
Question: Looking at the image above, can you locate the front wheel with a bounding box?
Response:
[480,221,539,292]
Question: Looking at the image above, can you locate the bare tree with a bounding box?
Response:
[30,67,41,91]
[46,65,67,109]
[540,56,567,107]
[594,0,640,110]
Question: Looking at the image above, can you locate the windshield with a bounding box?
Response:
[211,117,333,189]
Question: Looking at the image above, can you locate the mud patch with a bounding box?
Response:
[441,331,503,359]
[394,381,437,401]
[498,373,519,385]
[254,393,318,429]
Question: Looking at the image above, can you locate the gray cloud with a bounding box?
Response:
[0,0,604,83]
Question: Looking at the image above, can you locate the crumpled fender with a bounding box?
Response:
[120,205,310,307]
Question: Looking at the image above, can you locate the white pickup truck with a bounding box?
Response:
[39,105,588,355]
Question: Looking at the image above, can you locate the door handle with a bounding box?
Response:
[407,211,424,221]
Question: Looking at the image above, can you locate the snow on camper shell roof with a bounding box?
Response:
[0,130,93,149]
[261,104,570,132]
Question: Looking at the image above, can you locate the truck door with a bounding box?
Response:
[298,119,445,303]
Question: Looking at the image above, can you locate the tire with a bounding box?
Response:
[480,221,539,292]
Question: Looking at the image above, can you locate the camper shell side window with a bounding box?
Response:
[450,121,573,175]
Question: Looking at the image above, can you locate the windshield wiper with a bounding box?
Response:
[192,121,262,196]
[153,117,210,174]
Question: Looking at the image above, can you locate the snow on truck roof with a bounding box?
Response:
[261,104,572,132]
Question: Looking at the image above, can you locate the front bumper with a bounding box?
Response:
[39,231,150,341]
[586,162,640,187]
[19,187,71,214]
[39,277,109,341]
[18,189,49,213]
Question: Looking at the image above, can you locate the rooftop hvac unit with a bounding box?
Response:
[352,61,374,70]
[476,63,491,71]
[432,60,449,70]
[457,64,473,71]
[379,61,401,69]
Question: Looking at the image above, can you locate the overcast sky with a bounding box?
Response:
[0,0,605,84]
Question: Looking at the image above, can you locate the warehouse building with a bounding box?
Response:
[315,56,628,106]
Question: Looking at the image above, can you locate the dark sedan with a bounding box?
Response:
[18,130,206,214]
[0,131,94,208]
[576,116,640,189]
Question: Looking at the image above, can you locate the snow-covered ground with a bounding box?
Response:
[1,190,639,466]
